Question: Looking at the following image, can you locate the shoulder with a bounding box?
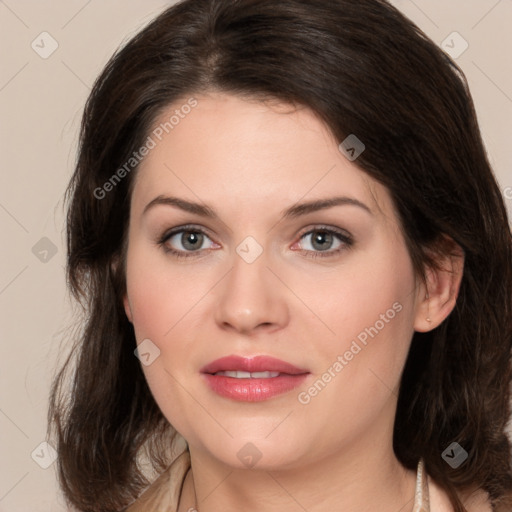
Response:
[428,475,493,512]
[125,450,191,512]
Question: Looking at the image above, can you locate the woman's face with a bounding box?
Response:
[123,92,425,470]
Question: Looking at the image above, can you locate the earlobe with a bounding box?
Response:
[414,240,465,333]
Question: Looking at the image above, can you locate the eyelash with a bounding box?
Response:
[157,224,354,260]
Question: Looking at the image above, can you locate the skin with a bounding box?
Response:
[123,92,464,512]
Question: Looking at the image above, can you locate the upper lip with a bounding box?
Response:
[200,355,309,375]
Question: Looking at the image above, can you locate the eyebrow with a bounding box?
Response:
[142,195,373,219]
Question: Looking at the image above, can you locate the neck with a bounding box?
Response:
[178,432,417,512]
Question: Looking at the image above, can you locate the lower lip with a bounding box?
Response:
[202,373,309,402]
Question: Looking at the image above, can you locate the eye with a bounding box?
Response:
[158,225,218,258]
[157,224,353,260]
[294,227,353,259]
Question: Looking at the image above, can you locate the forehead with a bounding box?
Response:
[130,92,392,220]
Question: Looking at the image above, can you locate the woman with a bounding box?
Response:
[49,0,512,511]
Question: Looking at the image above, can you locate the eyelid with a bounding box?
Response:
[296,224,352,241]
[159,223,214,243]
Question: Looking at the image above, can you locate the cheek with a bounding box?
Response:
[318,241,417,382]
[125,249,203,430]
[323,244,415,338]
[299,254,416,441]
[125,245,204,343]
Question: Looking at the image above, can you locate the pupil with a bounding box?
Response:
[312,231,332,251]
[182,231,202,250]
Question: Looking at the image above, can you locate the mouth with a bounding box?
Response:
[200,355,310,402]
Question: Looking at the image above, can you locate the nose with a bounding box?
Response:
[213,245,290,335]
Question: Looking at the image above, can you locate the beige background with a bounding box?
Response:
[0,1,511,510]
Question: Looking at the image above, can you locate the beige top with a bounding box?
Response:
[126,451,494,512]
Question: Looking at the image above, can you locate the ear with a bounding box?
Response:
[414,238,465,333]
[111,257,133,324]
[123,294,133,324]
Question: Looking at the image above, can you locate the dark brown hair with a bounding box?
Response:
[49,0,512,510]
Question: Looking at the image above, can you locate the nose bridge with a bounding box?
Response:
[213,236,288,333]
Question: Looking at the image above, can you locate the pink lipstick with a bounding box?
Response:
[200,355,310,402]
